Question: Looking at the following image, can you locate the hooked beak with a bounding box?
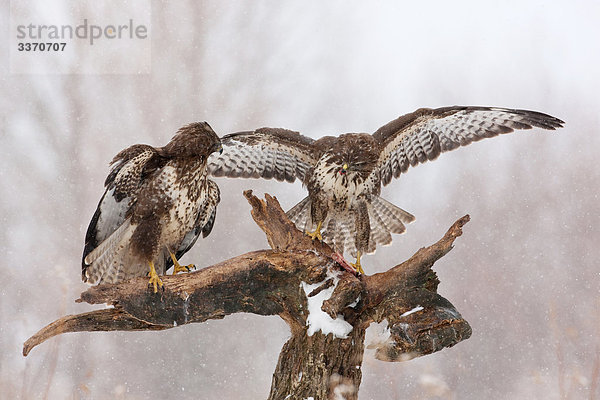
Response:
[339,163,348,175]
[215,143,223,155]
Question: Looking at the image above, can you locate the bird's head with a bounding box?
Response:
[212,142,223,155]
[339,163,349,175]
[162,121,222,158]
[320,133,379,178]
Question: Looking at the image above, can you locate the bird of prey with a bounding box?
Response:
[82,122,223,292]
[208,106,563,273]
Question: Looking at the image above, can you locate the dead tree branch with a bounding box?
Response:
[24,191,472,400]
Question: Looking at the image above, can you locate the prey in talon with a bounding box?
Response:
[331,252,361,276]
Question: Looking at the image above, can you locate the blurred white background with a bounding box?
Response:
[1,1,599,399]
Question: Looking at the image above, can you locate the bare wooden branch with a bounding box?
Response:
[243,190,334,255]
[22,308,168,357]
[359,215,472,362]
[23,192,472,400]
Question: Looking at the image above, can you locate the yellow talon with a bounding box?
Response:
[350,251,365,275]
[148,261,163,293]
[169,252,194,274]
[306,221,323,241]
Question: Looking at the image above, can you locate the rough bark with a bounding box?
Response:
[23,191,472,400]
[270,328,366,400]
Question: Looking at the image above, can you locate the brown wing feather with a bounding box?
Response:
[207,127,317,183]
[82,144,163,280]
[373,106,564,186]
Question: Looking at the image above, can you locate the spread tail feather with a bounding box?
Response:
[328,197,414,256]
[285,195,415,257]
[286,196,313,233]
[370,196,415,234]
[323,215,354,257]
[286,197,356,255]
[83,220,135,284]
[367,203,393,249]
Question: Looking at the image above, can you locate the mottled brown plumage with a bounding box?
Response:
[83,122,222,288]
[207,106,564,266]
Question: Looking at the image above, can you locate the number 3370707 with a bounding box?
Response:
[17,42,66,51]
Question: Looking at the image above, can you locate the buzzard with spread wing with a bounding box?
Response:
[83,122,223,292]
[208,106,563,273]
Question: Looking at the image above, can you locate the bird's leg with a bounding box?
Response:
[306,221,323,241]
[350,251,365,275]
[147,261,163,293]
[169,252,195,274]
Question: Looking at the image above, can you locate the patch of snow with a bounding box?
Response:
[301,269,353,339]
[348,295,360,308]
[443,307,460,319]
[298,371,303,381]
[333,382,356,400]
[397,322,410,337]
[381,320,392,341]
[366,319,393,350]
[400,305,424,318]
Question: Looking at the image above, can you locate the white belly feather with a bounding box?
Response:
[154,164,207,250]
[313,161,376,211]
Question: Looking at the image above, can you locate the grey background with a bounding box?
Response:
[1,1,599,399]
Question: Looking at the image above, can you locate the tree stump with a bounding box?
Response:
[23,191,472,400]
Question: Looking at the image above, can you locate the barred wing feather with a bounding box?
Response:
[208,127,317,183]
[373,106,564,186]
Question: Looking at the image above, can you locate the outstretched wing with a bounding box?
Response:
[82,144,162,279]
[207,127,317,183]
[373,106,564,186]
